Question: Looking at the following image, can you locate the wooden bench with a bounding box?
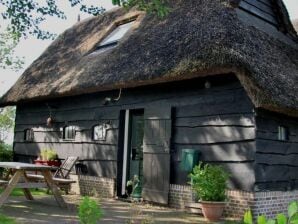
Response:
[0,180,8,186]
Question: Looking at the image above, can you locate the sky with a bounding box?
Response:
[0,0,297,96]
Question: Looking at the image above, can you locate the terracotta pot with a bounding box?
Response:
[200,201,226,222]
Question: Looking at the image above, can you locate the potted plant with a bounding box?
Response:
[35,148,61,167]
[126,175,142,201]
[189,162,229,222]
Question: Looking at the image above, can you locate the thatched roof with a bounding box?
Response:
[1,0,298,117]
[294,19,298,32]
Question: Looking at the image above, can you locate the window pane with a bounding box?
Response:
[93,125,106,140]
[64,126,75,140]
[99,21,135,46]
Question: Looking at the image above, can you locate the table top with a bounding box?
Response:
[0,162,52,170]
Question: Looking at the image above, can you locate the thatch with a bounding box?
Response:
[1,0,298,117]
[293,19,298,32]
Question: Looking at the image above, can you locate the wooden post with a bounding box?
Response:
[0,170,22,206]
[42,170,67,208]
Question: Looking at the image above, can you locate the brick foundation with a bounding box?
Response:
[67,178,298,218]
[168,185,298,219]
[77,175,116,198]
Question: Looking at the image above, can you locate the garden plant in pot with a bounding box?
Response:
[189,162,229,222]
[35,148,61,167]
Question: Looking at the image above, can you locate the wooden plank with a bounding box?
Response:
[16,182,48,188]
[174,126,255,144]
[14,142,118,160]
[0,170,22,207]
[42,170,67,208]
[256,153,298,166]
[14,127,119,144]
[175,100,253,118]
[256,139,298,154]
[173,141,255,162]
[83,161,117,178]
[142,107,171,204]
[171,162,255,191]
[15,119,119,132]
[143,119,172,153]
[239,1,278,25]
[255,165,298,182]
[243,0,275,16]
[16,108,119,125]
[174,114,255,127]
[142,153,170,204]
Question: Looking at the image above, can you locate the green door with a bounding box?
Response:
[128,111,144,182]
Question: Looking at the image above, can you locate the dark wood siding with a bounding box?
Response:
[255,109,298,191]
[171,85,256,191]
[14,74,256,190]
[239,0,279,27]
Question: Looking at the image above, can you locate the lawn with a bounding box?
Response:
[0,214,16,224]
[0,188,50,224]
[0,188,50,197]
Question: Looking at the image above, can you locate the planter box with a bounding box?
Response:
[34,160,61,167]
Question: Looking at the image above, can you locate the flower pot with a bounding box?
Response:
[200,201,225,222]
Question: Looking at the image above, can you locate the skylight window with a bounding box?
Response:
[93,20,135,54]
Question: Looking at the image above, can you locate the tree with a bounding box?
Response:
[0,0,169,70]
[0,106,15,143]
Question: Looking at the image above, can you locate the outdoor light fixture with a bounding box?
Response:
[103,88,122,105]
[205,81,211,89]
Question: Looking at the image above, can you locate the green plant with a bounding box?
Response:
[78,197,103,224]
[0,144,13,178]
[243,201,298,224]
[0,214,16,224]
[189,162,229,201]
[40,148,58,161]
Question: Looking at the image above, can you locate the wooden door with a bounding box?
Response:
[142,106,172,204]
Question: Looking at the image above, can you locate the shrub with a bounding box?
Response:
[189,162,229,201]
[0,143,13,178]
[78,197,103,224]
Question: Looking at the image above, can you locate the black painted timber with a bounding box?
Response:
[14,74,256,190]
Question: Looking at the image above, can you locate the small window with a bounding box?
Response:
[63,126,76,140]
[92,20,135,54]
[93,124,107,141]
[278,126,289,141]
[24,129,34,141]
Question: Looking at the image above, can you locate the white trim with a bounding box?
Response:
[121,110,130,195]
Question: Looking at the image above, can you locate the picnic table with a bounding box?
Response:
[0,162,67,208]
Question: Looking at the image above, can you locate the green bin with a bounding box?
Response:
[180,149,200,172]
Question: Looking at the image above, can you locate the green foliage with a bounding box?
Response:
[189,162,229,202]
[112,0,169,18]
[40,148,58,161]
[243,201,298,224]
[0,29,23,70]
[0,143,13,178]
[0,188,50,197]
[0,0,169,41]
[78,197,103,224]
[0,214,16,224]
[0,107,15,142]
[0,0,169,70]
[244,210,253,224]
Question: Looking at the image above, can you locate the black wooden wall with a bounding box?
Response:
[13,74,256,190]
[255,109,298,191]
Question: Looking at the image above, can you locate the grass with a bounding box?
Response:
[0,214,16,224]
[0,188,50,197]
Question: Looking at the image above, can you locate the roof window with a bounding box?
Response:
[92,20,135,54]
